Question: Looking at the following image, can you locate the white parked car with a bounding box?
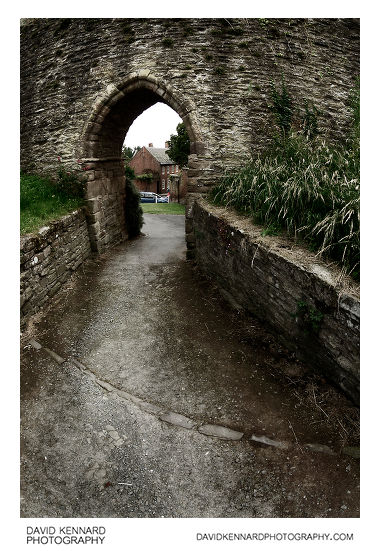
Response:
[139,192,169,203]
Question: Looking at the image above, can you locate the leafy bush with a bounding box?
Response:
[55,165,86,199]
[124,172,143,238]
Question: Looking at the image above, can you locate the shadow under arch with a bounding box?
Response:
[79,72,204,253]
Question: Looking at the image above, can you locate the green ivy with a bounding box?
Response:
[295,301,324,335]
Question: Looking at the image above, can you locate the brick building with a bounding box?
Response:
[167,168,188,204]
[129,143,180,194]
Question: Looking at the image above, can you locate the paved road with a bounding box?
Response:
[20,214,359,518]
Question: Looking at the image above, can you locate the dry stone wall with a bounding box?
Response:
[20,18,359,252]
[193,200,360,405]
[20,209,92,324]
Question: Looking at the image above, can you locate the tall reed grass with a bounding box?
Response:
[210,133,359,278]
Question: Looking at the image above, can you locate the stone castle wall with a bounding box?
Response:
[20,18,359,252]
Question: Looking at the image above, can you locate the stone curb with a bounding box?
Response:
[29,339,42,350]
[139,401,164,416]
[42,347,65,364]
[304,443,335,455]
[28,342,358,457]
[159,411,197,430]
[96,379,114,392]
[342,446,360,459]
[251,434,289,449]
[198,424,244,441]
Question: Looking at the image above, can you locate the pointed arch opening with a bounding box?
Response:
[80,74,204,253]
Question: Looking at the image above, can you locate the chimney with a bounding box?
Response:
[165,141,169,148]
[148,143,153,147]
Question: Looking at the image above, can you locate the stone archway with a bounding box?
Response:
[79,71,204,253]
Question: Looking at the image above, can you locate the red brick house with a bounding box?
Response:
[167,168,188,204]
[129,143,180,194]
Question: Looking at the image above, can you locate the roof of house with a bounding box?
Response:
[146,147,175,165]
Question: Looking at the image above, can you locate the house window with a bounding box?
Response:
[161,166,165,175]
[162,179,165,190]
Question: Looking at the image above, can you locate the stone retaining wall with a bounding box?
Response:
[20,208,92,324]
[193,199,360,404]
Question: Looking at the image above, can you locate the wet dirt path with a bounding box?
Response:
[20,214,359,518]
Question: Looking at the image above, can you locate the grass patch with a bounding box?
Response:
[20,172,85,234]
[141,203,186,215]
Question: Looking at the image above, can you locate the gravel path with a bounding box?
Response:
[20,214,359,518]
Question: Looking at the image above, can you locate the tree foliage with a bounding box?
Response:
[166,123,190,168]
[122,145,140,162]
[122,145,138,180]
[125,164,135,181]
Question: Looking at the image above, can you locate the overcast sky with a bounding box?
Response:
[123,102,182,150]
